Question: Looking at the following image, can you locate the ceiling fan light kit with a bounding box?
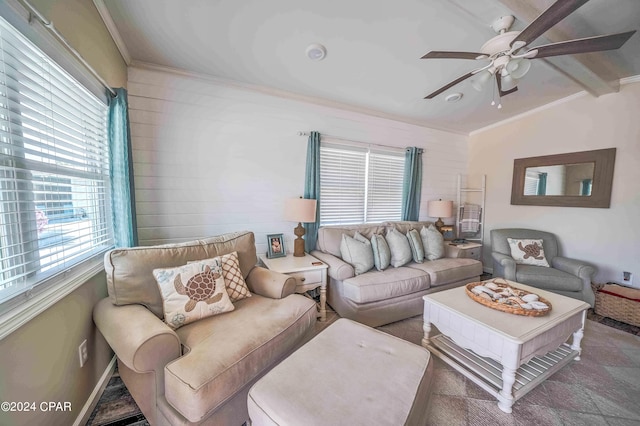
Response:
[421,0,637,105]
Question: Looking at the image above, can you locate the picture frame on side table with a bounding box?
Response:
[440,225,454,241]
[266,233,286,258]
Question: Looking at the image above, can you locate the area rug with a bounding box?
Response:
[87,309,640,425]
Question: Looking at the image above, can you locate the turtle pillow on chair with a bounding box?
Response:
[153,262,235,329]
[506,238,550,267]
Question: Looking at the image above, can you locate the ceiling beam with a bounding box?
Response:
[496,0,620,96]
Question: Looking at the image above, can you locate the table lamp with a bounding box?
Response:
[427,199,453,233]
[284,198,317,257]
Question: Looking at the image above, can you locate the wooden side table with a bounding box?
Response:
[259,253,328,321]
[448,241,482,260]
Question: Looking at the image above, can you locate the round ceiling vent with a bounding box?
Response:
[306,44,327,61]
[445,93,463,102]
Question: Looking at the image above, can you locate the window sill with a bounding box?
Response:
[0,254,106,341]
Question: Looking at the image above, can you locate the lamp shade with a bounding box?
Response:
[506,58,531,79]
[284,198,317,223]
[427,200,453,218]
[470,70,492,92]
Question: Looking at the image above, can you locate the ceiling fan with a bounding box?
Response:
[422,0,636,105]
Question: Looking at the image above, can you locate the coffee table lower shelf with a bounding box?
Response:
[427,334,579,403]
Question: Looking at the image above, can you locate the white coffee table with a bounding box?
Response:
[422,280,589,413]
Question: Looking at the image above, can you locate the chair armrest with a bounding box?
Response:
[93,298,181,373]
[552,256,596,280]
[310,250,355,281]
[246,266,297,299]
[491,252,516,279]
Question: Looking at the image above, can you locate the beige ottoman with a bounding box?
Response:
[247,318,434,426]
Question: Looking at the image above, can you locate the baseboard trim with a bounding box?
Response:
[73,355,117,426]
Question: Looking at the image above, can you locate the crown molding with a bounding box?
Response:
[92,0,131,65]
[129,61,468,137]
[621,75,640,85]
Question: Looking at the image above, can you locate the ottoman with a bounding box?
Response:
[247,318,434,426]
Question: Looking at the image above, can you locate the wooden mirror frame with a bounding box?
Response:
[511,148,616,208]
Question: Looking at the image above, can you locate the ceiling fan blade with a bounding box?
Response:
[510,0,591,49]
[529,30,636,59]
[496,73,518,97]
[421,51,486,60]
[424,71,474,99]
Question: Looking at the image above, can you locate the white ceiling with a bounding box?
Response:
[98,0,640,134]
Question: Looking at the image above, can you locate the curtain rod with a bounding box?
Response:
[18,0,117,97]
[297,131,418,153]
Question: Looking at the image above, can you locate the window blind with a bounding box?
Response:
[0,17,112,309]
[319,142,404,226]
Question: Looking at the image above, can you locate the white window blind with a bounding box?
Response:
[0,16,112,310]
[523,171,539,196]
[319,142,404,226]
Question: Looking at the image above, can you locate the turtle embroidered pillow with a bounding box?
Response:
[153,263,234,329]
[189,251,251,302]
[507,238,550,267]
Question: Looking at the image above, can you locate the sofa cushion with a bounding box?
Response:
[421,225,445,261]
[342,267,430,304]
[191,251,251,302]
[165,294,317,423]
[507,238,550,267]
[407,258,482,287]
[515,265,583,292]
[105,231,258,318]
[153,262,235,329]
[340,232,375,275]
[406,229,424,263]
[370,234,391,271]
[386,228,413,268]
[317,225,386,257]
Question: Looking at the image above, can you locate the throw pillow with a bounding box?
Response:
[406,229,424,263]
[507,238,550,267]
[421,225,445,261]
[385,228,413,267]
[153,263,234,329]
[191,251,251,302]
[340,232,374,275]
[370,234,391,271]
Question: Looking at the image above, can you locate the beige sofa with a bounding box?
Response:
[311,221,483,327]
[93,231,317,426]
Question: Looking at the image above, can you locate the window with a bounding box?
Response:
[319,143,404,226]
[0,17,112,312]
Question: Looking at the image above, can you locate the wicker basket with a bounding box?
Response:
[593,283,640,327]
[465,280,552,317]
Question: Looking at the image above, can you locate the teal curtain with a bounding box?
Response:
[108,88,138,247]
[401,147,423,221]
[303,131,320,252]
[581,179,592,196]
[536,172,547,195]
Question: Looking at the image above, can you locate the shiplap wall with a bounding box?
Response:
[128,66,469,255]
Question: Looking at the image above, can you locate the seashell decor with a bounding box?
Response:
[465,279,552,316]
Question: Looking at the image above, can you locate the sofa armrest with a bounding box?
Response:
[246,266,297,299]
[93,298,181,373]
[552,256,596,281]
[491,252,516,280]
[445,244,461,258]
[310,250,355,281]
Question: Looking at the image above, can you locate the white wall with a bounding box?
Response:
[469,81,640,286]
[127,66,469,255]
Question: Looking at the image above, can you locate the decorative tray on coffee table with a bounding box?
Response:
[465,280,552,317]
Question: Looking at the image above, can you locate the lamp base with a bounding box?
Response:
[293,223,306,257]
[435,217,445,233]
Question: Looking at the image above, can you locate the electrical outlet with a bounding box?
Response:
[78,339,88,368]
[623,271,633,286]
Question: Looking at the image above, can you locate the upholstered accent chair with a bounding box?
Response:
[490,228,596,306]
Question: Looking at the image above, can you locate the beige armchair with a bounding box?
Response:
[94,231,317,425]
[490,228,596,306]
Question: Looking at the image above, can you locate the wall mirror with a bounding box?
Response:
[511,148,616,208]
